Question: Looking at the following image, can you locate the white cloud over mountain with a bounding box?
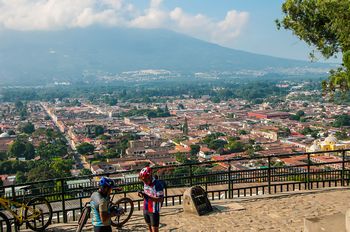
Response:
[0,0,249,47]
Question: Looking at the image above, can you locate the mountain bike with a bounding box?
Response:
[0,187,53,232]
[76,187,134,232]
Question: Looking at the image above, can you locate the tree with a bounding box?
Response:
[300,127,313,135]
[7,130,15,136]
[16,171,27,184]
[296,110,305,118]
[19,122,35,134]
[26,163,57,182]
[177,103,185,110]
[77,142,95,155]
[277,0,350,95]
[9,140,26,158]
[333,114,350,127]
[335,130,349,140]
[0,152,8,161]
[190,145,200,156]
[24,142,35,160]
[175,153,187,164]
[226,140,244,153]
[15,100,24,110]
[50,159,72,178]
[289,114,300,121]
[208,139,227,150]
[95,126,105,137]
[80,168,92,176]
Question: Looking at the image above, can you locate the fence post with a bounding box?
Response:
[189,164,193,186]
[165,185,168,207]
[342,150,346,186]
[11,185,16,201]
[307,154,311,190]
[228,161,232,199]
[60,179,67,223]
[268,156,271,194]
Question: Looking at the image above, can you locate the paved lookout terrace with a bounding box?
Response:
[26,187,350,232]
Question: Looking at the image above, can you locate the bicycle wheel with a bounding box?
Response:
[25,197,53,231]
[76,206,90,232]
[110,197,134,228]
[0,212,10,232]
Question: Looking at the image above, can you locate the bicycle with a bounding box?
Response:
[0,186,53,232]
[76,187,134,232]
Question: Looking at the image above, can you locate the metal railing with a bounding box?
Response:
[0,149,349,224]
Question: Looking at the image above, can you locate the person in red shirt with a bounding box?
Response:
[138,167,164,232]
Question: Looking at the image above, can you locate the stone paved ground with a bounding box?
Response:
[36,187,350,232]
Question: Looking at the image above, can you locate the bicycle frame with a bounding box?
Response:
[0,197,41,225]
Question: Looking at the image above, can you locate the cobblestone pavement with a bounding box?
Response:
[37,187,350,232]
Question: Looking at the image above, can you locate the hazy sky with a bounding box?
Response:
[0,0,339,62]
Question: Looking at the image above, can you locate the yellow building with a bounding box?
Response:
[307,134,350,153]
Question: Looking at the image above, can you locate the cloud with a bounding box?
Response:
[169,8,249,46]
[129,0,168,29]
[0,0,127,30]
[0,0,249,47]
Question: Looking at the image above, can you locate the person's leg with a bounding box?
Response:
[143,210,152,232]
[94,226,112,232]
[150,213,160,232]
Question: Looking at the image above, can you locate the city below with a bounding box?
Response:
[0,78,349,186]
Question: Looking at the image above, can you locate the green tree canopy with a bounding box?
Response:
[333,114,350,127]
[80,168,92,176]
[16,171,26,184]
[15,100,24,110]
[26,163,57,182]
[277,0,350,95]
[225,140,244,153]
[190,144,200,156]
[0,152,8,161]
[24,143,35,160]
[77,142,95,155]
[296,110,305,117]
[19,122,35,134]
[175,153,187,164]
[95,125,105,137]
[9,140,26,158]
[335,130,349,140]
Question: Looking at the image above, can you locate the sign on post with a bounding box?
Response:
[183,186,213,216]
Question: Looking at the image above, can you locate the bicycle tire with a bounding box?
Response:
[110,197,134,228]
[0,212,10,232]
[76,206,90,232]
[25,197,53,231]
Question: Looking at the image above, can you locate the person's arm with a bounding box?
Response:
[141,192,164,202]
[141,182,164,203]
[99,199,114,225]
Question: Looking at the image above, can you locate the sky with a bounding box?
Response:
[0,0,339,62]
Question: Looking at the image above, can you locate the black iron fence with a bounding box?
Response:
[0,149,350,224]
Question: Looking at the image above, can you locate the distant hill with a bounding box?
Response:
[0,27,331,85]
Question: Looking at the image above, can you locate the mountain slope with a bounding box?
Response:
[0,27,328,85]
